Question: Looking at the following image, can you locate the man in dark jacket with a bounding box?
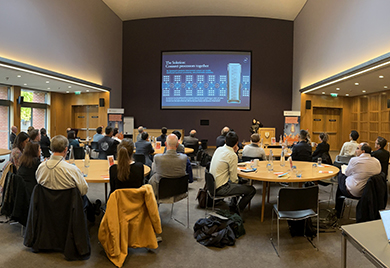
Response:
[371,136,390,177]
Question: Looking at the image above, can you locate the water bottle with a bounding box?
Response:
[69,145,75,165]
[269,149,274,171]
[280,148,285,167]
[83,146,90,177]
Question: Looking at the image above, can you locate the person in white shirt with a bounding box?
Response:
[209,131,256,214]
[335,142,381,218]
[339,130,359,156]
[242,133,266,160]
[36,135,97,221]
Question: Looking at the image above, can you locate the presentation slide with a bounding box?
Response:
[161,51,251,110]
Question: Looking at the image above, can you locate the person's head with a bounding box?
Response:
[51,135,69,154]
[19,142,40,168]
[105,126,113,136]
[29,129,40,142]
[117,139,134,182]
[113,128,119,137]
[138,126,144,134]
[190,129,196,137]
[141,131,149,141]
[11,126,17,133]
[350,130,359,141]
[161,127,167,135]
[172,130,181,140]
[40,128,46,136]
[67,130,76,140]
[166,134,179,150]
[27,126,34,134]
[250,133,260,143]
[96,126,102,135]
[225,131,239,147]
[299,129,309,141]
[13,132,29,151]
[375,136,387,150]
[252,118,257,124]
[356,142,370,156]
[66,128,71,133]
[319,132,329,143]
[221,126,230,136]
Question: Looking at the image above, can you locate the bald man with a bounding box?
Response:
[216,126,230,148]
[149,134,187,198]
[183,129,199,147]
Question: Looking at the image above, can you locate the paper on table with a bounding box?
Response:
[319,170,334,174]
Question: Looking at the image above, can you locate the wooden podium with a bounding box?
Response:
[257,127,275,145]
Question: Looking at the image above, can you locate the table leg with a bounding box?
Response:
[341,232,347,268]
[261,181,266,222]
[267,182,270,203]
[248,179,253,210]
[105,183,108,203]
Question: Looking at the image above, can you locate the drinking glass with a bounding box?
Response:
[296,170,302,178]
[317,157,322,166]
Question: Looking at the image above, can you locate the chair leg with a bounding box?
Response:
[187,196,189,228]
[267,182,271,203]
[170,203,174,219]
[277,217,280,256]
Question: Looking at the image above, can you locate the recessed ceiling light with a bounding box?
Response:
[382,92,387,95]
[362,90,366,93]
[68,86,72,88]
[385,86,388,89]
[46,81,49,83]
[346,94,349,96]
[379,75,384,78]
[17,75,21,78]
[23,83,27,86]
[355,82,359,86]
[322,92,325,94]
[66,91,69,93]
[336,88,340,90]
[86,90,89,92]
[47,87,50,90]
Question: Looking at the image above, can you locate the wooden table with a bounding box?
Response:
[74,160,151,202]
[238,148,291,158]
[238,161,339,222]
[0,149,11,156]
[151,146,194,155]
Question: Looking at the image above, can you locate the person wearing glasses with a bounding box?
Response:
[371,136,390,177]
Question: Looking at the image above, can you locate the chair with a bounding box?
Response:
[133,153,146,164]
[204,171,241,215]
[73,147,85,159]
[90,141,99,151]
[271,185,319,256]
[187,144,201,179]
[24,185,91,260]
[241,156,263,162]
[157,175,189,228]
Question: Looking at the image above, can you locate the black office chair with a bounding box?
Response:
[133,154,146,164]
[271,185,319,256]
[204,171,241,216]
[241,156,263,162]
[73,147,85,159]
[157,175,189,228]
[90,141,99,151]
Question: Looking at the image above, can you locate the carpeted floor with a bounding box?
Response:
[0,150,388,268]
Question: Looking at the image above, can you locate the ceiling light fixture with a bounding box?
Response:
[355,83,359,86]
[17,75,21,77]
[346,94,349,96]
[322,92,325,94]
[336,88,340,90]
[385,86,388,89]
[66,91,69,93]
[362,90,366,93]
[86,90,89,92]
[379,75,384,78]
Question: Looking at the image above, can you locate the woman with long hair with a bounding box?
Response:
[17,142,41,200]
[109,139,144,195]
[312,132,332,164]
[10,132,30,169]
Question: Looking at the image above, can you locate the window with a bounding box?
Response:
[0,86,10,148]
[20,89,48,133]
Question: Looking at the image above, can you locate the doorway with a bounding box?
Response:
[312,107,342,151]
[73,105,99,139]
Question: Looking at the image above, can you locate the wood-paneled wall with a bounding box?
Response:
[50,92,110,137]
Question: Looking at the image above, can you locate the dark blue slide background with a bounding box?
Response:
[161,51,251,109]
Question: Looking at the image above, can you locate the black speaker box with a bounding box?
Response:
[387,99,390,109]
[200,119,209,126]
[17,96,24,104]
[99,98,105,107]
[305,100,311,109]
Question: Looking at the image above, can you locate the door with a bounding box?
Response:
[73,105,99,139]
[312,108,342,151]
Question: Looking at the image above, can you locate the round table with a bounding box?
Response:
[74,159,151,202]
[238,161,340,222]
[151,146,194,155]
[0,148,11,156]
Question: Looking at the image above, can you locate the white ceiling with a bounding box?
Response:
[102,0,308,21]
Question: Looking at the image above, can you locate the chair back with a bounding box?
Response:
[241,156,263,162]
[335,155,354,164]
[278,185,318,212]
[186,144,199,159]
[205,171,217,198]
[91,141,99,150]
[158,175,189,200]
[133,154,146,164]
[41,147,51,158]
[73,147,85,159]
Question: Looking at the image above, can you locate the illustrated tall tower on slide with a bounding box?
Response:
[227,63,241,103]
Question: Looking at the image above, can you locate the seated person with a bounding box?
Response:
[371,136,390,177]
[339,130,359,156]
[10,132,30,169]
[311,132,332,164]
[136,126,144,142]
[39,128,51,155]
[9,125,17,149]
[98,126,120,160]
[67,131,80,148]
[216,126,230,148]
[36,135,96,222]
[183,129,199,147]
[149,134,187,198]
[291,130,312,161]
[93,126,104,142]
[109,139,144,196]
[335,143,381,218]
[112,127,122,143]
[242,133,266,160]
[17,142,41,200]
[210,131,256,214]
[135,132,155,167]
[156,127,168,146]
[29,129,40,143]
[164,130,185,153]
